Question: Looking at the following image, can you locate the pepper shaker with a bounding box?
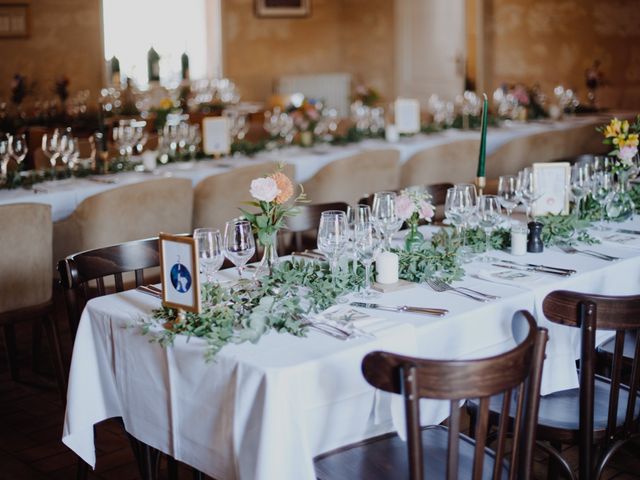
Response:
[527,221,544,253]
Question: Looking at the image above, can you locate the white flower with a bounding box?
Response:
[395,194,415,220]
[618,145,638,166]
[250,177,280,202]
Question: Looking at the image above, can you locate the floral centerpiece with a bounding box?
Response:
[352,84,381,107]
[287,98,322,146]
[599,117,639,171]
[395,188,435,251]
[241,164,307,273]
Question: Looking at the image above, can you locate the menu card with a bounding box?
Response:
[394,98,421,134]
[202,117,230,156]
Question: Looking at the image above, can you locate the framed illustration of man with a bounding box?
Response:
[255,0,310,18]
[158,233,201,314]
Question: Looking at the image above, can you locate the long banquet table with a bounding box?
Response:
[0,113,621,222]
[62,217,640,480]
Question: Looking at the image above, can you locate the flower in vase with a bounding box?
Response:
[395,194,415,220]
[604,118,622,138]
[250,177,279,202]
[418,200,435,221]
[618,145,638,165]
[271,171,293,204]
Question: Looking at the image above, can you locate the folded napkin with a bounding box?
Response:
[594,232,640,249]
[475,268,547,288]
[313,306,401,338]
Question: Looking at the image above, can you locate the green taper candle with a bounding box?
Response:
[181,52,190,80]
[476,93,488,178]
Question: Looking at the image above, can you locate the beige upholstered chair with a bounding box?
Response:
[303,149,400,206]
[486,124,609,179]
[193,162,295,230]
[400,139,480,188]
[53,178,193,266]
[0,203,66,401]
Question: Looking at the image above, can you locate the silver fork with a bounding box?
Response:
[557,244,619,261]
[426,278,493,302]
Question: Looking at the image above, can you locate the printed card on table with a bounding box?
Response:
[394,98,421,134]
[158,233,201,313]
[532,162,570,216]
[202,117,230,156]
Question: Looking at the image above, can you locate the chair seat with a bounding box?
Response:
[597,331,637,360]
[314,425,507,480]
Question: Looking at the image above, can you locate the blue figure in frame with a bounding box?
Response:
[170,255,192,293]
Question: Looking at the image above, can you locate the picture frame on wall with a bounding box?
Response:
[255,0,310,18]
[0,2,30,39]
[532,162,570,216]
[158,233,201,314]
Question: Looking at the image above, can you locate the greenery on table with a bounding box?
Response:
[536,214,599,246]
[393,236,464,283]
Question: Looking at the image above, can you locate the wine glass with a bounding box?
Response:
[194,228,224,285]
[516,168,543,221]
[372,191,402,249]
[8,134,28,171]
[497,175,519,223]
[444,187,466,237]
[224,219,255,281]
[317,210,349,294]
[592,171,613,230]
[570,163,591,218]
[477,195,503,261]
[59,135,79,170]
[0,135,10,179]
[42,130,61,171]
[347,204,371,268]
[354,222,382,299]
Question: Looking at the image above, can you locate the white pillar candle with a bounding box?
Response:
[142,151,157,172]
[385,124,399,143]
[376,251,399,284]
[510,224,527,256]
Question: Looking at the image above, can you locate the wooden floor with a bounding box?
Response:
[0,286,639,480]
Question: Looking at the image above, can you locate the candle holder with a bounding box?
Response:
[475,176,486,196]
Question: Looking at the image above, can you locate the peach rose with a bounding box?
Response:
[271,171,294,204]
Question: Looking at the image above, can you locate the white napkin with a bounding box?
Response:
[475,268,547,288]
[315,306,401,338]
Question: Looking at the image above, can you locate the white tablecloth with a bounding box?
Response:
[62,216,640,480]
[0,114,618,222]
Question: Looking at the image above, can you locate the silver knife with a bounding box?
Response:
[617,229,640,236]
[492,263,573,277]
[499,259,576,274]
[350,302,448,316]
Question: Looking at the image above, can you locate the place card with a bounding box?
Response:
[532,162,570,216]
[394,98,421,134]
[158,233,201,314]
[202,117,230,156]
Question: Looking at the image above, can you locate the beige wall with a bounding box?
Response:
[222,0,395,102]
[0,0,104,101]
[482,0,640,109]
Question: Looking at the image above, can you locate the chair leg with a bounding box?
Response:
[42,314,67,404]
[2,324,20,381]
[167,457,179,480]
[546,441,568,480]
[76,458,89,480]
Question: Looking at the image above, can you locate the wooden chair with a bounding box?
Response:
[281,201,348,254]
[314,311,548,480]
[58,236,203,480]
[0,203,66,403]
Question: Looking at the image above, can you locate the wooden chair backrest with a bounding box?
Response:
[362,311,548,480]
[542,290,640,474]
[58,237,161,340]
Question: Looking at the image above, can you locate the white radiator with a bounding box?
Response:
[277,73,351,116]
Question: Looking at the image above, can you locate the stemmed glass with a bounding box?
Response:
[570,163,591,218]
[317,210,349,296]
[0,135,10,179]
[42,130,61,172]
[477,195,503,261]
[444,187,466,238]
[194,228,224,285]
[224,219,256,281]
[354,221,382,299]
[347,204,371,269]
[592,171,613,230]
[8,134,28,172]
[497,175,519,223]
[59,135,79,170]
[516,168,543,221]
[372,191,403,250]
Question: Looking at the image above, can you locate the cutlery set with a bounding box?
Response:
[425,278,499,302]
[491,259,576,276]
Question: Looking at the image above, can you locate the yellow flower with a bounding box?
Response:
[627,133,639,147]
[604,118,622,138]
[159,98,173,110]
[613,134,627,147]
[271,171,294,204]
[622,120,630,134]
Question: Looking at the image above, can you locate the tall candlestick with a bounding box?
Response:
[476,93,488,195]
[147,47,160,83]
[181,52,190,81]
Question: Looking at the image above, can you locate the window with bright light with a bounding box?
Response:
[102,0,214,88]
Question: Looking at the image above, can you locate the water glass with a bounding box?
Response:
[8,134,28,169]
[317,210,349,292]
[354,222,382,299]
[0,136,9,178]
[570,163,591,218]
[372,191,402,249]
[592,171,613,230]
[347,204,371,267]
[477,195,503,261]
[194,228,224,284]
[516,168,542,221]
[497,175,519,222]
[224,219,255,280]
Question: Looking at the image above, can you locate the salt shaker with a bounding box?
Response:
[527,221,544,253]
[510,223,527,256]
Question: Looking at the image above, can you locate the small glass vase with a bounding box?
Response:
[300,131,314,147]
[255,231,279,277]
[404,222,424,251]
[607,170,635,222]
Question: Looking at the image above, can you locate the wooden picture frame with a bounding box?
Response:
[532,162,570,216]
[0,2,30,38]
[158,233,201,314]
[255,0,310,18]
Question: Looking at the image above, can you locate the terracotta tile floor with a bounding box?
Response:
[0,286,638,479]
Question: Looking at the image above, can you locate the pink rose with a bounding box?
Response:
[250,177,280,202]
[618,145,638,166]
[395,194,415,220]
[418,201,435,221]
